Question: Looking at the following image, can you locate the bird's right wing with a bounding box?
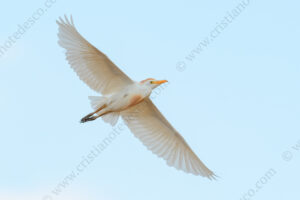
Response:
[121,98,216,179]
[57,15,133,95]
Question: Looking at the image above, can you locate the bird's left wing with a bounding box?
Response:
[121,98,216,179]
[57,15,133,95]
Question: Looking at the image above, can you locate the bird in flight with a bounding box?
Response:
[57,15,216,179]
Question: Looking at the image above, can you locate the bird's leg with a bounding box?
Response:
[80,104,107,123]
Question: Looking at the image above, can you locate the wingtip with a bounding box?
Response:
[207,173,220,181]
[56,14,75,26]
[70,15,74,25]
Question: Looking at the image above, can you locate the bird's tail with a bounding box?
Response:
[88,96,107,111]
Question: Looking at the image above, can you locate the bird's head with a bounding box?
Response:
[140,78,168,89]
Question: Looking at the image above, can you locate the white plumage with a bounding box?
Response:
[57,15,216,179]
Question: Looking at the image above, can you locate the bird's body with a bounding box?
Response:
[57,15,216,179]
[81,81,154,124]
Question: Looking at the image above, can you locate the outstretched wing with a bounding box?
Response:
[121,98,216,179]
[57,15,133,95]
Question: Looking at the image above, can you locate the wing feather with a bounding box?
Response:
[57,15,132,94]
[121,98,216,179]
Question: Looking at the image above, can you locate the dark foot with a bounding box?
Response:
[80,115,97,123]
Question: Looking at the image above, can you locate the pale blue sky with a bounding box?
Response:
[0,0,299,200]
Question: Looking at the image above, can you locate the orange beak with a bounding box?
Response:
[152,80,168,84]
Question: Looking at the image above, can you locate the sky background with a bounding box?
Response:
[0,0,299,200]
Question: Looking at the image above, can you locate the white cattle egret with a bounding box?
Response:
[57,15,216,179]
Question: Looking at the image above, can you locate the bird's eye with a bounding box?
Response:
[150,81,153,84]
